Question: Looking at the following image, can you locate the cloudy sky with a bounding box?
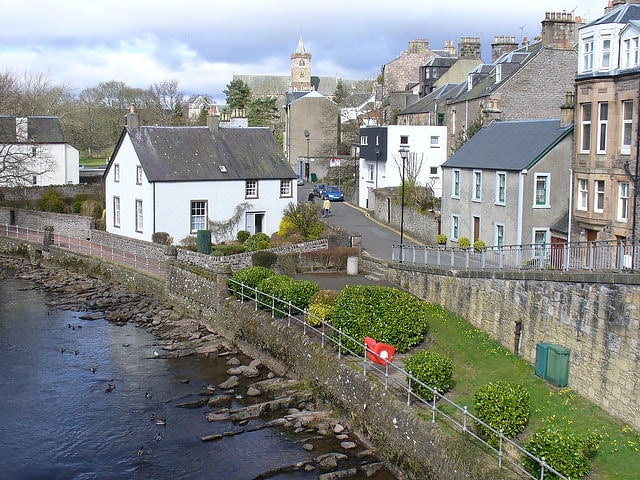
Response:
[2,0,609,101]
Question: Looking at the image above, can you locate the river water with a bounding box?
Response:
[0,277,396,480]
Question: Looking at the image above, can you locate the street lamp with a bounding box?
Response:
[398,145,409,261]
[304,130,310,182]
[374,146,381,189]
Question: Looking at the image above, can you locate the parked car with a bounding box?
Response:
[312,183,327,197]
[323,185,344,201]
[296,177,304,186]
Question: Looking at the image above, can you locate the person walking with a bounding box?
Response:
[308,190,315,203]
[322,197,331,218]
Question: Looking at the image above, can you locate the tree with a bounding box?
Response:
[148,79,184,126]
[223,79,251,112]
[333,79,348,105]
[247,96,279,127]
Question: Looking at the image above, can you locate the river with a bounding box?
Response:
[0,276,396,480]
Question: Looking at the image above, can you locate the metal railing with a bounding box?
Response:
[0,224,166,277]
[229,278,569,480]
[392,239,640,272]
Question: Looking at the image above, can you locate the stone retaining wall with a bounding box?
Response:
[0,207,94,240]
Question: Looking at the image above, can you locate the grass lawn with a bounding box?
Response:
[421,303,640,480]
[80,158,108,168]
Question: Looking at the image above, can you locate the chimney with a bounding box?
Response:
[125,104,139,129]
[458,37,481,60]
[482,98,502,125]
[443,40,456,56]
[560,91,575,127]
[207,106,220,131]
[541,11,577,49]
[491,35,519,62]
[408,39,429,54]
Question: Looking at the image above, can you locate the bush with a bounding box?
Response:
[458,237,471,249]
[405,350,454,401]
[276,252,299,276]
[306,289,339,326]
[473,240,486,252]
[179,235,197,251]
[252,250,277,267]
[302,247,359,270]
[152,232,173,245]
[436,234,447,245]
[39,189,65,213]
[523,424,601,479]
[279,201,325,240]
[236,230,250,243]
[244,232,270,251]
[331,285,430,354]
[256,274,319,316]
[211,244,246,256]
[473,381,530,445]
[228,266,275,297]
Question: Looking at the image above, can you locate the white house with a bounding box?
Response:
[104,111,298,244]
[357,125,448,209]
[0,116,79,187]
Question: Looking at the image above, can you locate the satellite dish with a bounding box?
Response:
[304,130,310,138]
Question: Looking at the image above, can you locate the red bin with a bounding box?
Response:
[364,336,395,365]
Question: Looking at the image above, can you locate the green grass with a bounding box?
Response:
[420,302,640,480]
[80,158,108,167]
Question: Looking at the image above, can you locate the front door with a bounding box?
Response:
[245,212,265,235]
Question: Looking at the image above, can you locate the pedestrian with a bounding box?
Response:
[308,190,314,203]
[322,197,331,217]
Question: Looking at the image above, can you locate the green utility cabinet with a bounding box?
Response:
[535,343,570,388]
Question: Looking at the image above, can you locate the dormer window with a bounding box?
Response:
[582,36,594,72]
[600,35,611,70]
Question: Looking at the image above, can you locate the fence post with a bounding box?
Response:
[43,226,53,247]
[498,429,503,468]
[363,340,367,376]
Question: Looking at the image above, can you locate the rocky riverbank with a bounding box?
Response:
[0,255,394,480]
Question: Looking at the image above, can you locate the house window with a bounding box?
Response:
[360,136,368,146]
[577,178,588,211]
[135,199,143,233]
[495,172,506,205]
[534,174,550,208]
[594,180,605,213]
[31,146,37,157]
[635,37,640,66]
[367,163,375,182]
[113,196,120,228]
[495,223,505,248]
[280,179,292,197]
[580,103,592,153]
[430,136,440,147]
[245,180,258,198]
[622,100,633,154]
[623,39,631,68]
[400,135,409,144]
[472,170,482,201]
[452,169,460,198]
[136,165,143,185]
[533,229,548,257]
[190,200,207,232]
[582,36,594,71]
[430,166,438,175]
[451,215,459,241]
[597,102,608,153]
[114,164,120,183]
[601,35,611,69]
[618,182,630,222]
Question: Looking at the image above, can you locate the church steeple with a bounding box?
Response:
[290,36,312,92]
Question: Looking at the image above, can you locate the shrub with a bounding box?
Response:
[302,247,359,270]
[473,239,486,252]
[276,252,299,276]
[331,285,430,354]
[80,199,103,219]
[473,381,530,445]
[405,350,454,401]
[228,266,275,297]
[211,244,246,256]
[152,232,173,245]
[39,189,65,213]
[236,230,250,243]
[523,424,602,479]
[436,234,447,245]
[244,232,270,251]
[179,235,197,251]
[458,237,471,249]
[306,289,339,327]
[252,250,277,268]
[279,201,325,240]
[256,274,319,316]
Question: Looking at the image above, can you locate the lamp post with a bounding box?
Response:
[399,145,409,262]
[304,130,310,182]
[374,147,380,189]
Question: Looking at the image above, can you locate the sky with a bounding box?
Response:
[1,0,610,102]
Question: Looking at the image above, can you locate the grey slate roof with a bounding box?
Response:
[401,83,459,114]
[585,3,640,27]
[122,126,296,183]
[442,119,573,171]
[0,115,65,143]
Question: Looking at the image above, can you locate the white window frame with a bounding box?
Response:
[136,165,143,185]
[532,228,549,258]
[577,178,588,211]
[634,37,639,67]
[451,215,459,241]
[113,196,120,228]
[495,171,506,205]
[190,200,207,233]
[114,164,120,183]
[430,136,440,147]
[597,102,608,153]
[452,169,460,198]
[472,170,482,202]
[618,182,630,222]
[580,103,592,153]
[582,36,594,72]
[495,223,505,248]
[594,180,605,213]
[280,179,292,197]
[623,38,631,68]
[245,180,258,198]
[135,199,143,233]
[367,163,374,182]
[600,35,611,70]
[533,173,550,208]
[360,136,368,146]
[622,100,633,155]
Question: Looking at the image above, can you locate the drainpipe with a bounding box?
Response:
[516,169,527,245]
[568,168,573,243]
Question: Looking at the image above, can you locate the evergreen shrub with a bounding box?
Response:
[256,274,319,317]
[244,232,270,251]
[474,381,530,445]
[252,250,277,267]
[405,350,454,401]
[306,289,339,326]
[236,230,251,243]
[458,237,471,249]
[228,266,275,297]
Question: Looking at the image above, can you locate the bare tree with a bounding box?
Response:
[393,150,424,185]
[148,79,185,126]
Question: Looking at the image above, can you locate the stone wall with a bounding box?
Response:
[383,262,640,430]
[0,207,94,240]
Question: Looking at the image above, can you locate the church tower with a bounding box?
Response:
[290,36,312,92]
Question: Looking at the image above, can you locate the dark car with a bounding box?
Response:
[323,185,344,201]
[312,183,327,197]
